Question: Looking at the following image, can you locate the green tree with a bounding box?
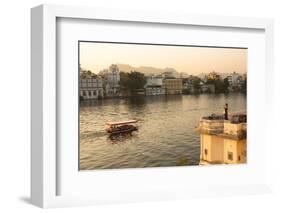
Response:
[182,88,191,94]
[241,78,247,94]
[223,78,229,92]
[192,76,201,91]
[119,71,129,89]
[206,78,221,93]
[119,71,146,92]
[128,71,146,91]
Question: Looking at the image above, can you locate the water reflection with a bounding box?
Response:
[80,93,246,170]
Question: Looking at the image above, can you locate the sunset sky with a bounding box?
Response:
[79,42,247,75]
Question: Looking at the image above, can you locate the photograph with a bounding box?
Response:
[79,41,247,170]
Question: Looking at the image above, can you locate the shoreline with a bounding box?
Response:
[80,92,247,101]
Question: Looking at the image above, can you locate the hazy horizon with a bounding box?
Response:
[79,42,247,75]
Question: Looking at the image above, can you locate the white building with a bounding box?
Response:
[100,64,120,97]
[182,81,195,93]
[80,76,104,99]
[107,64,120,85]
[145,75,165,96]
[227,72,240,87]
[146,75,163,86]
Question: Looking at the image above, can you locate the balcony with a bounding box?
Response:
[223,121,246,139]
[195,113,247,139]
[197,114,224,134]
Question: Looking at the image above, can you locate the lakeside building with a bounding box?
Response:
[227,72,240,87]
[182,80,195,94]
[80,76,104,99]
[162,71,176,79]
[144,75,166,96]
[196,112,247,165]
[201,84,215,93]
[100,64,120,97]
[241,73,247,81]
[132,89,146,96]
[227,72,246,92]
[145,86,166,96]
[163,78,183,95]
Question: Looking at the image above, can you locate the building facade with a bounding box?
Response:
[80,77,104,99]
[163,78,183,95]
[201,84,215,93]
[100,64,120,97]
[145,75,166,96]
[227,72,240,87]
[145,86,166,96]
[182,81,195,94]
[196,113,247,165]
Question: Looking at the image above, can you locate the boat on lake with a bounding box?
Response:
[106,120,138,136]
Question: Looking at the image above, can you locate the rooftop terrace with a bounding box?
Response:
[196,112,247,140]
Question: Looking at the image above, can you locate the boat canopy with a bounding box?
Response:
[106,120,138,126]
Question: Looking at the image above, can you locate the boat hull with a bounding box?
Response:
[107,126,138,136]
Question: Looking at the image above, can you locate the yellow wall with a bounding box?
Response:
[224,122,246,137]
[164,79,183,94]
[224,139,237,164]
[210,136,224,163]
[201,134,212,162]
[237,139,247,163]
[201,134,224,163]
[224,139,246,164]
[200,134,247,164]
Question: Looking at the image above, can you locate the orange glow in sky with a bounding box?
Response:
[79,42,247,75]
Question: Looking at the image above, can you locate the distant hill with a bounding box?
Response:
[114,64,237,79]
[116,63,180,77]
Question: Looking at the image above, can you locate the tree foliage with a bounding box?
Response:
[191,76,201,91]
[206,77,229,93]
[119,71,146,92]
[119,71,130,88]
[223,78,230,92]
[241,79,247,94]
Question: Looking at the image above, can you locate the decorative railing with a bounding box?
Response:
[196,115,247,139]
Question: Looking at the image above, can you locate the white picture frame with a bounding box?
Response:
[31,4,274,208]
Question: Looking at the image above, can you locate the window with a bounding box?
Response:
[83,91,87,96]
[228,152,233,161]
[204,149,208,155]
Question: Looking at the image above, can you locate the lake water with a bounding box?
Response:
[79,93,246,170]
